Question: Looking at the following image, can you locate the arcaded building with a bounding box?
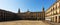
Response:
[0,7,45,21]
[0,9,19,21]
[45,0,60,23]
[17,7,45,20]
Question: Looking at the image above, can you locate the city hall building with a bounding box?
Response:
[45,0,60,23]
[17,7,45,20]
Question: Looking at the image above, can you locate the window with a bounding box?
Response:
[51,9,52,11]
[56,11,57,14]
[53,7,54,10]
[56,4,57,9]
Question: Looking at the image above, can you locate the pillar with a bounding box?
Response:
[59,16,60,23]
[51,17,54,22]
[54,17,56,22]
[57,16,59,23]
[52,17,54,22]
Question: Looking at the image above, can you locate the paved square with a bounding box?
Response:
[0,20,51,25]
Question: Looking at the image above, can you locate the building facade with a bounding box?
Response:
[17,7,45,20]
[0,7,45,21]
[45,0,60,23]
[0,9,19,21]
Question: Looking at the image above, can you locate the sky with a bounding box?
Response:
[0,0,56,13]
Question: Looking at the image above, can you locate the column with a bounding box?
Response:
[52,17,54,22]
[57,16,59,23]
[59,16,60,23]
[51,17,54,22]
[54,17,56,22]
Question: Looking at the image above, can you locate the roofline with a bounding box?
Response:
[46,0,58,12]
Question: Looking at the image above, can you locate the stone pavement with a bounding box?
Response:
[50,22,60,25]
[43,20,60,25]
[49,22,60,25]
[0,20,51,25]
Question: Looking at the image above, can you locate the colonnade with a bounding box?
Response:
[51,16,60,23]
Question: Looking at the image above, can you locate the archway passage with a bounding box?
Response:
[56,16,57,22]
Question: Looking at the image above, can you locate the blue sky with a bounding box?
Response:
[0,0,56,13]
